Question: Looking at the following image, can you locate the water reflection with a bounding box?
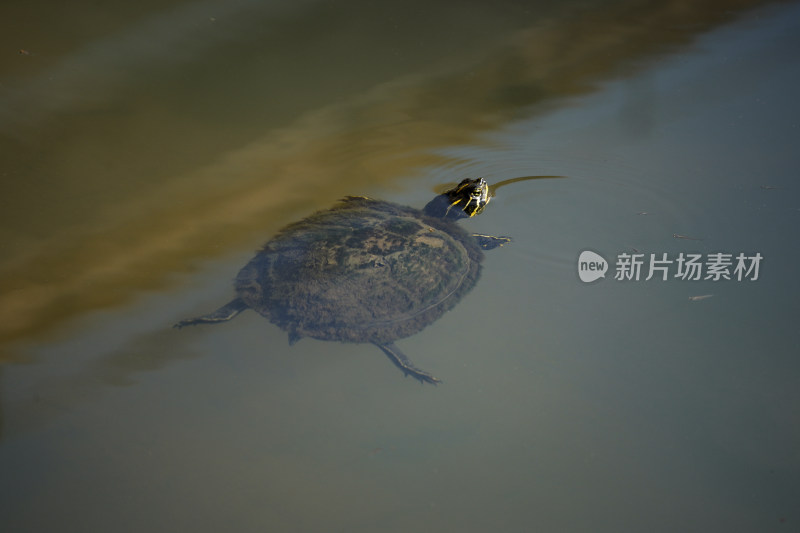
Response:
[0,0,780,357]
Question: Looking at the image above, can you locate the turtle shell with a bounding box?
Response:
[235,196,483,345]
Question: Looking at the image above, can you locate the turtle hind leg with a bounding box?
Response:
[472,233,512,250]
[173,298,248,329]
[374,342,441,385]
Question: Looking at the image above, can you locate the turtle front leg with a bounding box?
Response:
[173,298,248,328]
[472,233,512,250]
[374,342,441,385]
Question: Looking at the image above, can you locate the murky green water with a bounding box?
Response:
[1,0,799,531]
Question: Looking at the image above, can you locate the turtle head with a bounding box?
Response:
[423,178,490,220]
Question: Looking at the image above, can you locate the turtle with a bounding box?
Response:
[175,177,517,384]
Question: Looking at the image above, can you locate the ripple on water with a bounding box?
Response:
[416,139,706,276]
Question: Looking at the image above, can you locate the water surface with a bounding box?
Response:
[1,0,798,531]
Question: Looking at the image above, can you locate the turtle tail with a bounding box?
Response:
[173,298,248,328]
